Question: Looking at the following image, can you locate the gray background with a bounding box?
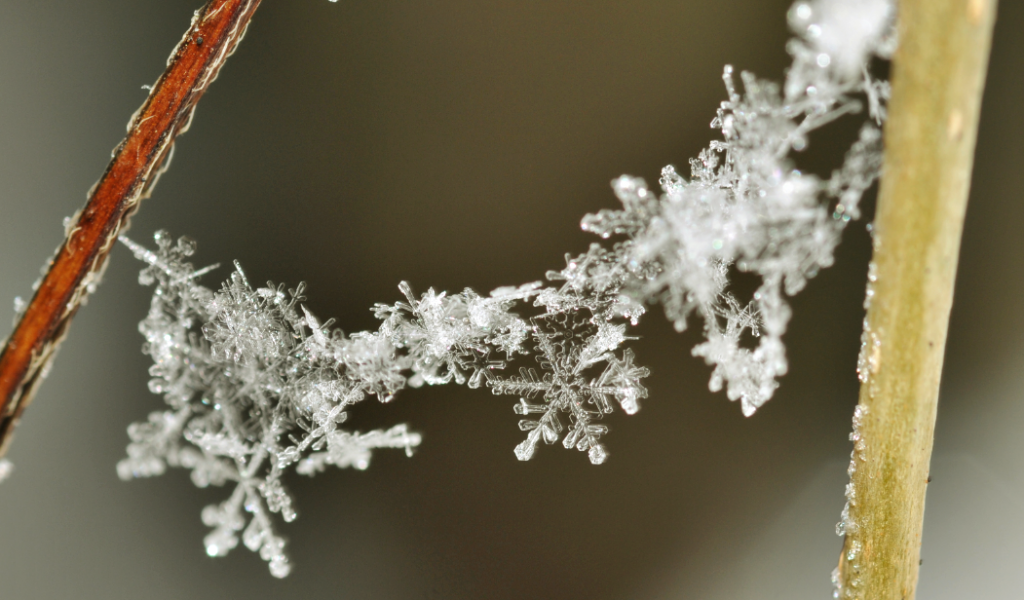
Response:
[0,1,1021,598]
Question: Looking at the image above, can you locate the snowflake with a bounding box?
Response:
[580,0,892,414]
[373,281,536,389]
[117,232,422,578]
[488,312,649,464]
[117,0,895,576]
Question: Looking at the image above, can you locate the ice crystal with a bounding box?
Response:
[834,404,870,599]
[117,232,423,578]
[488,313,648,464]
[119,0,893,576]
[584,0,891,415]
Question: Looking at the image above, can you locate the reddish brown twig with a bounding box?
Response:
[0,0,263,457]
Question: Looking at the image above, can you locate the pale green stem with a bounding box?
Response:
[835,1,998,599]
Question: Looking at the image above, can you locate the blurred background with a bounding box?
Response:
[0,1,1021,598]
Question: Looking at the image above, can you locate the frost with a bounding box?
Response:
[117,232,423,578]
[120,0,893,576]
[585,0,891,415]
[834,404,870,599]
[118,227,651,575]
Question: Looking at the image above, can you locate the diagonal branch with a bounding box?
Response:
[0,0,263,457]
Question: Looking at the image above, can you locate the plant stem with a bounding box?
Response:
[836,0,997,598]
[0,0,263,457]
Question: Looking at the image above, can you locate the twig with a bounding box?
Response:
[835,0,997,598]
[0,0,263,457]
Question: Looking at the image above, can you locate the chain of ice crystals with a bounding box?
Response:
[118,0,894,577]
[584,0,893,415]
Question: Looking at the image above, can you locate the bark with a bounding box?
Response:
[0,0,263,456]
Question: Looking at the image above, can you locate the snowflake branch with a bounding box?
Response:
[0,0,263,457]
[833,0,998,598]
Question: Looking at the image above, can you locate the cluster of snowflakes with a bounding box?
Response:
[116,0,894,577]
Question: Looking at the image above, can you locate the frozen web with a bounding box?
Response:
[116,0,894,577]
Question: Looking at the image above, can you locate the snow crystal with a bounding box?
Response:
[117,232,423,578]
[119,0,894,576]
[587,0,891,414]
[835,404,870,598]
